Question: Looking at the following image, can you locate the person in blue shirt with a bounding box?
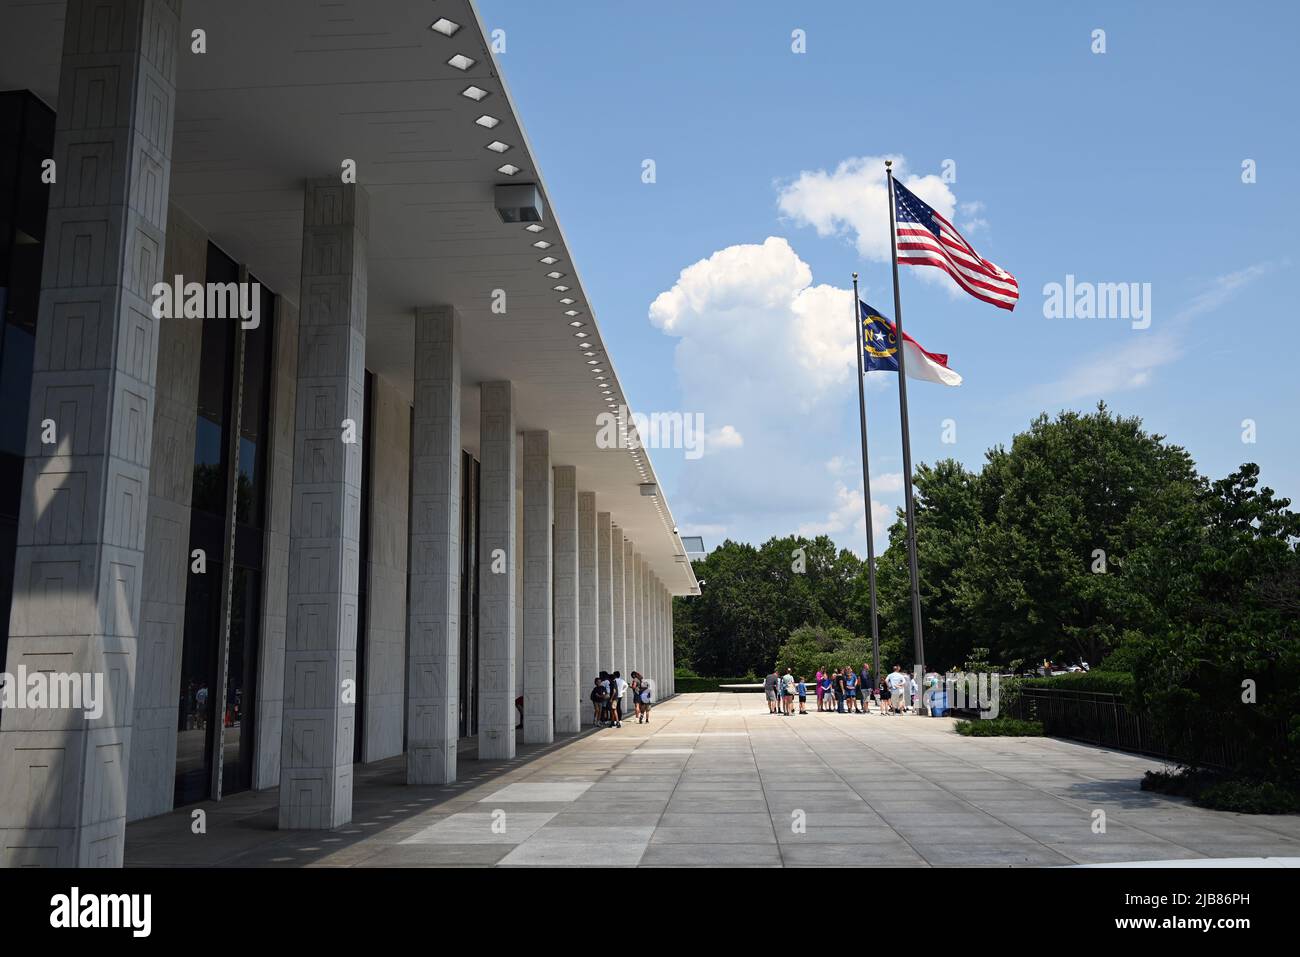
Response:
[796,677,808,714]
[844,668,860,713]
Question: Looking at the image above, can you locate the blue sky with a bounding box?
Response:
[479,0,1300,554]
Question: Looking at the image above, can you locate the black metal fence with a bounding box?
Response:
[1009,687,1247,770]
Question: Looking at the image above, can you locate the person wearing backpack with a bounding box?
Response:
[637,674,654,723]
[590,676,608,726]
[610,671,627,728]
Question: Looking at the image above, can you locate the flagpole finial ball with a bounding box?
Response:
[852,272,858,280]
[885,159,893,169]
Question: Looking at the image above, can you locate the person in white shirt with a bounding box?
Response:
[610,671,627,728]
[885,665,908,714]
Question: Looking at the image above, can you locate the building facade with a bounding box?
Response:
[0,0,695,867]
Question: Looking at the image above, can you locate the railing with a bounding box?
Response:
[1010,687,1251,771]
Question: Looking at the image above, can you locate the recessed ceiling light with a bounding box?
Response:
[431,18,461,36]
[475,115,500,129]
[532,240,551,249]
[553,284,569,292]
[568,320,585,327]
[485,141,511,153]
[595,375,606,380]
[539,256,558,265]
[497,163,520,175]
[525,224,545,233]
[574,331,588,338]
[559,298,575,305]
[586,359,599,365]
[462,85,489,101]
[583,351,595,357]
[564,310,581,317]
[448,53,475,70]
[591,368,605,374]
[547,271,564,279]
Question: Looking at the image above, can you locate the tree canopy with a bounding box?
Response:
[675,403,1298,686]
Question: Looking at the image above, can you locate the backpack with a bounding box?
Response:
[640,686,652,704]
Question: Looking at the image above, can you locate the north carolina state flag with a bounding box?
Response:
[859,301,962,387]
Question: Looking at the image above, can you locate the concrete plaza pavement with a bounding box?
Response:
[124,693,1300,867]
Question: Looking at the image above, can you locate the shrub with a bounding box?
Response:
[1022,670,1135,696]
[1142,768,1300,814]
[955,718,1044,737]
[672,676,752,694]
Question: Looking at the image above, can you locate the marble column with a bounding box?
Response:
[625,551,637,680]
[610,525,625,677]
[0,0,180,867]
[552,467,579,734]
[577,492,597,725]
[521,432,553,744]
[596,512,611,672]
[664,584,673,696]
[478,382,516,759]
[406,306,460,784]
[278,179,369,830]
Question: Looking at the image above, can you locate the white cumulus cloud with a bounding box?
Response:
[776,155,958,264]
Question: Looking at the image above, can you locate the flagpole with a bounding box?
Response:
[885,159,928,714]
[852,273,882,682]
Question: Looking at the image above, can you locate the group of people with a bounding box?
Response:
[763,664,919,716]
[590,671,654,728]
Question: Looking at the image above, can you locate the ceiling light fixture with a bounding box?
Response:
[447,53,475,70]
[525,224,545,233]
[539,256,558,265]
[532,240,552,249]
[462,85,489,101]
[547,271,564,279]
[485,140,511,153]
[497,163,520,175]
[553,284,569,292]
[559,297,575,305]
[475,115,500,129]
[431,18,461,36]
[568,320,584,327]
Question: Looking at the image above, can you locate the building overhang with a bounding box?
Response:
[0,0,699,595]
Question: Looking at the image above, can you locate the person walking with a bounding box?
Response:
[781,667,796,716]
[610,671,627,727]
[764,669,780,715]
[629,672,643,723]
[638,674,654,723]
[886,665,908,715]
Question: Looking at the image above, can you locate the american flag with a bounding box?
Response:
[892,177,1018,311]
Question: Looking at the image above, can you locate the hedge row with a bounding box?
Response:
[673,676,755,693]
[1020,670,1135,696]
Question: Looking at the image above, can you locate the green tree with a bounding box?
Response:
[1128,464,1300,784]
[875,403,1204,670]
[676,535,864,676]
